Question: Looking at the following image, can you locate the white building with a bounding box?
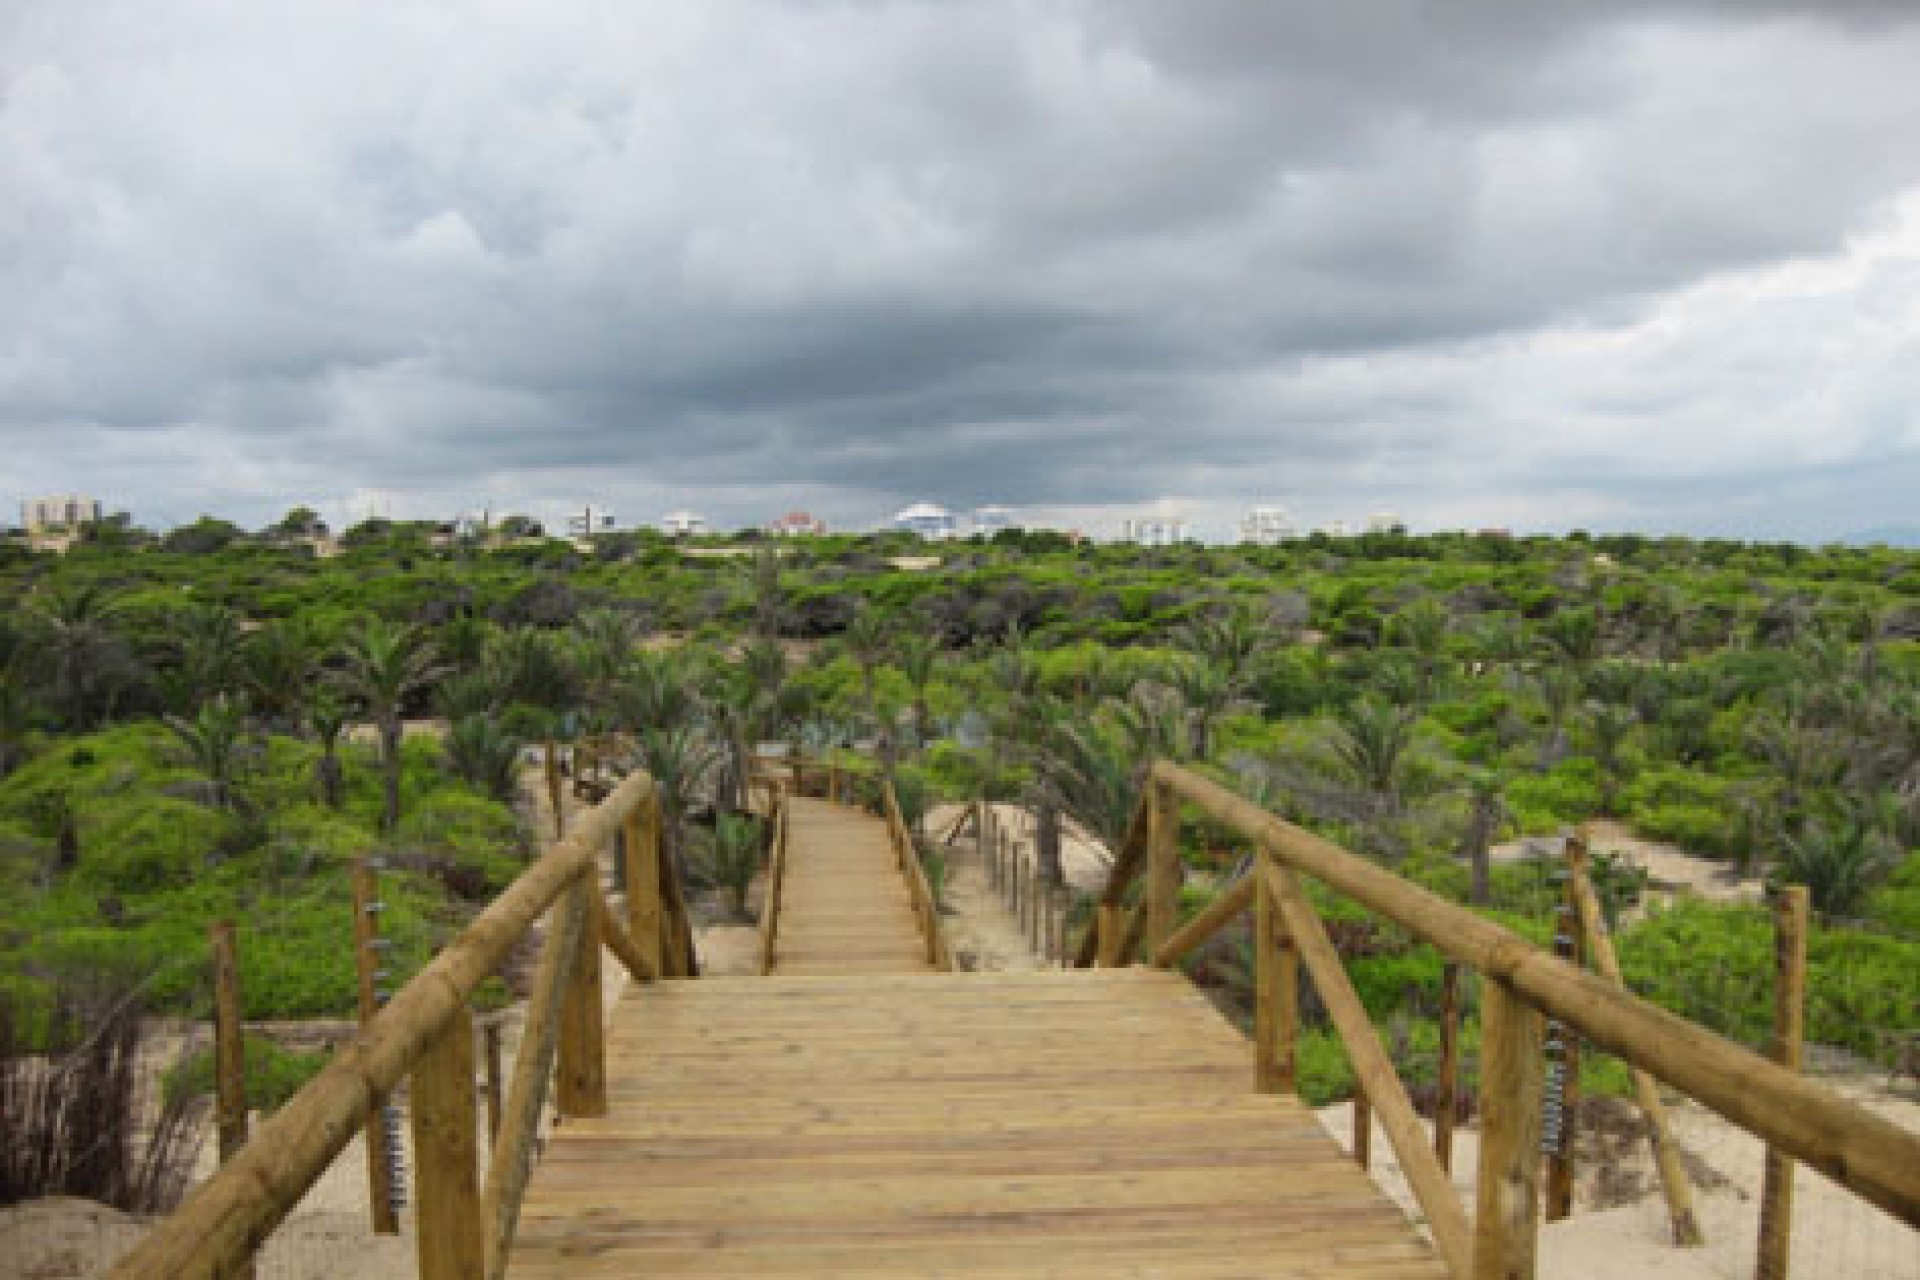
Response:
[1238,505,1295,545]
[566,508,618,537]
[1366,511,1405,535]
[21,494,102,532]
[659,510,707,538]
[1120,515,1190,547]
[766,510,825,537]
[893,502,958,540]
[971,505,1016,536]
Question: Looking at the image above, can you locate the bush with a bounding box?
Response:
[1506,758,1601,832]
[163,1034,330,1113]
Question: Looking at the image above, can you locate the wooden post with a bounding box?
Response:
[544,739,564,840]
[412,1005,482,1280]
[1756,885,1810,1280]
[1435,962,1462,1173]
[1472,980,1546,1280]
[1545,883,1582,1222]
[556,874,606,1117]
[208,920,258,1280]
[1564,833,1704,1246]
[350,859,400,1235]
[1353,1087,1373,1170]
[1095,902,1121,967]
[209,922,249,1164]
[1253,860,1298,1093]
[626,795,664,978]
[1145,779,1179,960]
[482,1019,503,1143]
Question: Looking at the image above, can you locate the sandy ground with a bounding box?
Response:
[1492,818,1767,917]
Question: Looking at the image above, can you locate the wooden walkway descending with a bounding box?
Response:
[507,800,1448,1279]
[771,795,936,975]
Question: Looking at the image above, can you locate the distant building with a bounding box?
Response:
[1120,515,1189,547]
[566,507,617,538]
[972,505,1016,536]
[1366,512,1405,535]
[660,510,707,538]
[893,502,958,540]
[1238,505,1295,545]
[1320,520,1351,538]
[767,510,826,537]
[21,494,102,532]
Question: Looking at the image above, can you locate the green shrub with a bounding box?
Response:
[1506,759,1600,832]
[163,1034,330,1113]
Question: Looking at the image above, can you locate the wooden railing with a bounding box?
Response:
[881,780,954,971]
[1084,760,1920,1277]
[104,768,697,1280]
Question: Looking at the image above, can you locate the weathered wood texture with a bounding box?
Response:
[508,969,1450,1279]
[413,1005,483,1280]
[1756,886,1809,1280]
[769,797,940,975]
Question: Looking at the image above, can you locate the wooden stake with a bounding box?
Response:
[411,1004,482,1280]
[556,874,606,1117]
[1473,979,1546,1280]
[207,922,257,1280]
[349,860,399,1235]
[1266,863,1471,1275]
[1435,962,1461,1173]
[1756,885,1809,1280]
[1145,779,1180,960]
[1564,832,1704,1246]
[1253,862,1298,1094]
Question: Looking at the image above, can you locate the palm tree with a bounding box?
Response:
[842,607,897,775]
[1162,655,1232,760]
[339,619,443,830]
[1390,598,1451,703]
[1456,772,1509,905]
[1582,700,1638,815]
[164,602,246,712]
[164,694,251,812]
[1324,698,1423,860]
[23,585,133,729]
[896,635,938,748]
[306,693,350,809]
[242,619,322,734]
[1776,814,1898,918]
[445,714,524,803]
[0,659,30,778]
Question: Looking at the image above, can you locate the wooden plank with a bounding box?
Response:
[507,970,1448,1279]
[625,799,664,978]
[1145,778,1180,959]
[412,1004,482,1280]
[1254,866,1297,1094]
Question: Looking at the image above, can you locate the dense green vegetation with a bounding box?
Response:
[2,515,1916,1094]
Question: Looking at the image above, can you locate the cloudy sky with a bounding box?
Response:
[5,2,1920,541]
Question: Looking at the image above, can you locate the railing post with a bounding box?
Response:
[557,874,607,1117]
[1145,777,1179,961]
[1253,861,1297,1094]
[350,859,401,1235]
[544,739,565,839]
[626,791,664,978]
[1545,872,1583,1222]
[1756,885,1810,1280]
[208,921,257,1280]
[412,1004,482,1280]
[1472,980,1546,1280]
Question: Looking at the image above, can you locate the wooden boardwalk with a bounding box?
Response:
[770,796,936,976]
[507,798,1446,1278]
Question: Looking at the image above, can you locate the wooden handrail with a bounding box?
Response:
[1147,759,1920,1232]
[104,768,668,1280]
[882,782,953,971]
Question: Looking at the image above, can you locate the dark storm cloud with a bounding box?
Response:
[3,1,1919,537]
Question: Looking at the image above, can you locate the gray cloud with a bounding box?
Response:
[4,1,1920,538]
